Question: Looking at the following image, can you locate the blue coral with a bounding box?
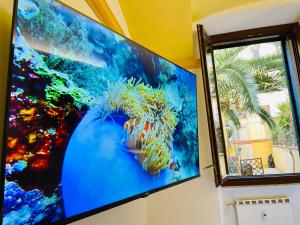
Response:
[12,160,28,173]
[5,161,28,177]
[3,182,26,215]
[5,165,13,176]
[3,181,63,225]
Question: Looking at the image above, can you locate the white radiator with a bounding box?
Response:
[235,198,295,225]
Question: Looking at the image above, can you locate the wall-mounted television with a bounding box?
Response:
[1,0,200,224]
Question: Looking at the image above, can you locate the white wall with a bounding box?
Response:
[194,0,300,35]
[72,199,148,225]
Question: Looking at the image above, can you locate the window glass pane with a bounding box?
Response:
[214,41,300,176]
[285,40,300,128]
[206,53,227,176]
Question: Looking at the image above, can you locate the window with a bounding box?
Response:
[198,23,300,186]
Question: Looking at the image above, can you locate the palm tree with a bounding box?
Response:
[212,47,285,129]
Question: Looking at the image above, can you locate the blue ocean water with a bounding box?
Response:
[62,108,174,216]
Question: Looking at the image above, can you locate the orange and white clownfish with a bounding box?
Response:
[124,118,139,133]
[124,119,154,134]
[169,161,175,170]
[140,121,154,140]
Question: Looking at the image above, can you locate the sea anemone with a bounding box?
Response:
[101,77,178,175]
[139,132,171,175]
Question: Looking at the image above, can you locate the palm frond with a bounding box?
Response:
[214,47,276,130]
[248,54,284,72]
[222,105,241,128]
[248,54,286,93]
[256,106,275,130]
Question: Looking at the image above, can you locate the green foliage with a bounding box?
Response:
[248,54,286,93]
[214,47,278,129]
[277,103,292,129]
[272,102,298,147]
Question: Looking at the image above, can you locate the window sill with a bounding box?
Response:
[221,173,300,186]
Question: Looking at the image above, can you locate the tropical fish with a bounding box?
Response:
[169,162,175,170]
[124,118,138,133]
[124,119,155,141]
[141,122,154,140]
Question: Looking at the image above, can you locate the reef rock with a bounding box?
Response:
[18,0,40,20]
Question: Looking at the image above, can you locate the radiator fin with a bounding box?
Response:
[235,197,295,225]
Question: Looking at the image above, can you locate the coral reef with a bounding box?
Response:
[19,0,93,60]
[4,0,199,224]
[18,0,40,20]
[14,27,96,109]
[99,78,179,175]
[5,161,27,175]
[3,181,63,225]
[156,57,177,84]
[129,48,177,87]
[174,84,199,168]
[4,14,93,224]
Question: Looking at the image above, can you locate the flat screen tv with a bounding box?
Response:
[1,0,200,224]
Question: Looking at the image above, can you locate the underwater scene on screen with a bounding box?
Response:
[2,0,199,224]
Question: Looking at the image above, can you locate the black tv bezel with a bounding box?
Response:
[0,0,201,225]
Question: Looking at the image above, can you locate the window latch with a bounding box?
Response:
[203,164,215,170]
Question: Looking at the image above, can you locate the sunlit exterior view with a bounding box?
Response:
[213,42,299,176]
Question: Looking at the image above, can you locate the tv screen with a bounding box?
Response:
[1,0,200,224]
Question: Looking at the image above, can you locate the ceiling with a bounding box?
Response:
[197,0,300,35]
[115,0,300,64]
[191,0,264,21]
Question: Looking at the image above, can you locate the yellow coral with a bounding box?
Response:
[139,133,171,175]
[103,77,179,174]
